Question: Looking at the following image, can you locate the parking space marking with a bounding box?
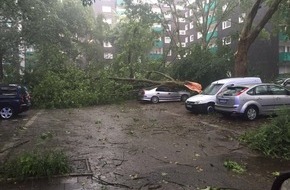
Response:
[24,111,42,127]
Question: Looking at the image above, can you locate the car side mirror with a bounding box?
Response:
[271,172,290,190]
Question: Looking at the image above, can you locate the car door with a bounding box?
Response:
[268,85,290,111]
[252,85,276,113]
[155,86,172,101]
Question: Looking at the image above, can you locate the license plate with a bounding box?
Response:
[219,99,228,104]
[186,104,192,108]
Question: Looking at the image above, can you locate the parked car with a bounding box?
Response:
[185,77,262,114]
[138,85,191,103]
[281,78,290,90]
[0,84,31,119]
[215,83,290,120]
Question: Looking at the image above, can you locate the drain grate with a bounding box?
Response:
[69,158,93,176]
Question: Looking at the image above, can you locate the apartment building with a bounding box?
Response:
[93,0,290,78]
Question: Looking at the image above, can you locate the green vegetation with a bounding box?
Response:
[241,109,290,160]
[0,150,71,180]
[223,160,246,174]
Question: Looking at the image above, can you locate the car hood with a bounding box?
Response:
[186,94,216,104]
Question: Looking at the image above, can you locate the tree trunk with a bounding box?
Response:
[234,40,249,77]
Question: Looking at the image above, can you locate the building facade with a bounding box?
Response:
[92,0,290,79]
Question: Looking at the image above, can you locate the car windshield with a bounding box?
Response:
[201,83,223,95]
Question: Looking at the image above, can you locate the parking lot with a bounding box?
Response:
[0,101,289,190]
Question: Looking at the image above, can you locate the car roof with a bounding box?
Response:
[214,77,260,83]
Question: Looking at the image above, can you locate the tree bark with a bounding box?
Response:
[234,0,283,77]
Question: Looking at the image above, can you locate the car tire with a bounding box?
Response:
[0,106,14,119]
[244,106,258,121]
[205,103,215,114]
[181,94,189,102]
[151,96,159,104]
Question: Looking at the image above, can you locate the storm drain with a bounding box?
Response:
[69,158,93,176]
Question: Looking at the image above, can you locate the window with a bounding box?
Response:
[179,30,186,35]
[189,9,193,16]
[190,35,194,42]
[104,53,113,59]
[167,50,172,56]
[269,85,287,95]
[102,6,112,12]
[103,18,112,24]
[164,12,171,19]
[185,24,188,31]
[197,32,202,39]
[164,37,171,43]
[181,43,186,47]
[198,17,203,24]
[185,37,188,43]
[185,12,188,18]
[222,36,231,45]
[178,17,186,22]
[103,42,112,47]
[254,85,268,95]
[152,8,161,14]
[222,3,228,12]
[190,22,194,29]
[222,19,231,29]
[167,24,171,31]
[239,13,246,23]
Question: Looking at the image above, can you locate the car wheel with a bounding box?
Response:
[0,106,14,119]
[151,96,159,104]
[181,94,189,102]
[244,106,258,121]
[206,103,215,114]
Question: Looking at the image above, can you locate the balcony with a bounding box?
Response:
[279,52,290,62]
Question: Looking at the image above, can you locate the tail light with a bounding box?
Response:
[235,88,248,96]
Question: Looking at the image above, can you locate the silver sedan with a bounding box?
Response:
[138,85,191,104]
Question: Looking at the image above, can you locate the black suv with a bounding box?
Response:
[0,84,31,119]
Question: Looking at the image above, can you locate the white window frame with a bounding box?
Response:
[167,24,171,31]
[181,42,186,47]
[178,17,186,22]
[103,41,112,47]
[167,50,172,56]
[190,35,194,42]
[185,37,188,43]
[222,3,228,12]
[197,32,202,39]
[102,6,112,13]
[104,53,113,59]
[222,19,231,29]
[185,24,188,31]
[189,22,194,29]
[222,36,231,45]
[179,30,186,35]
[164,36,171,43]
[239,13,246,23]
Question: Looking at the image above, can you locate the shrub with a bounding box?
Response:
[0,150,71,180]
[31,66,133,108]
[241,108,290,159]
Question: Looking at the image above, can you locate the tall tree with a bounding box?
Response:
[234,0,284,76]
[109,0,160,78]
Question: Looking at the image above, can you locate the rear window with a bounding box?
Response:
[220,86,248,96]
